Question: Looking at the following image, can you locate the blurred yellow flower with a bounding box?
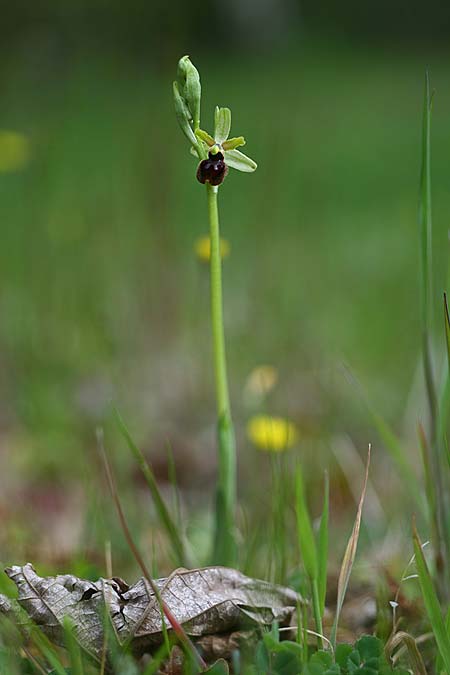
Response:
[195,235,230,262]
[0,130,30,173]
[247,415,298,452]
[245,365,278,397]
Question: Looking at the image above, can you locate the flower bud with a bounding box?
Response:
[173,82,197,146]
[176,56,201,131]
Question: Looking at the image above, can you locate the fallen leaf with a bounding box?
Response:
[1,564,302,662]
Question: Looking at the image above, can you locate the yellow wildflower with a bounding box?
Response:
[245,365,278,397]
[195,235,230,263]
[247,415,298,452]
[0,130,30,173]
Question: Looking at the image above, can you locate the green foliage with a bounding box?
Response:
[317,474,329,619]
[203,659,230,675]
[330,449,370,649]
[113,407,188,567]
[294,464,327,646]
[295,465,318,581]
[413,526,450,674]
[303,650,339,675]
[3,38,450,675]
[0,648,34,674]
[417,71,450,599]
[253,636,409,675]
[63,618,85,675]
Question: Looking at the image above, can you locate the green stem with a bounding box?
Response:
[311,578,323,650]
[207,183,237,566]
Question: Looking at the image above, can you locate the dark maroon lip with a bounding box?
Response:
[196,152,228,186]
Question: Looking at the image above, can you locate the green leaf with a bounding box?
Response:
[355,636,382,662]
[214,106,231,144]
[295,464,318,581]
[255,640,270,673]
[335,644,353,669]
[413,524,450,674]
[224,148,257,172]
[204,659,230,675]
[347,650,361,673]
[317,471,329,617]
[304,651,340,675]
[263,632,280,652]
[310,651,333,669]
[271,642,304,675]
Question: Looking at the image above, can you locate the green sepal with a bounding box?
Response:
[214,106,232,144]
[222,136,246,151]
[224,149,257,172]
[173,81,197,146]
[195,128,215,146]
[176,55,201,130]
[190,142,207,160]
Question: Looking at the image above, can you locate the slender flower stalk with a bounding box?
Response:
[207,184,230,417]
[207,182,237,564]
[173,56,256,565]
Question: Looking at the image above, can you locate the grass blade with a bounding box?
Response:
[413,523,450,673]
[417,74,450,600]
[343,367,424,511]
[142,642,171,675]
[419,71,437,425]
[295,464,318,582]
[98,429,205,670]
[63,617,85,675]
[444,293,450,366]
[439,294,450,467]
[386,631,427,675]
[113,407,187,567]
[166,441,183,533]
[419,72,433,331]
[317,471,329,618]
[295,463,323,648]
[330,444,371,648]
[31,628,67,675]
[418,423,436,523]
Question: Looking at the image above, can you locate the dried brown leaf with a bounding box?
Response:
[3,564,302,661]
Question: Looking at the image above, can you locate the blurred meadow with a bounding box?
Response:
[1,1,450,590]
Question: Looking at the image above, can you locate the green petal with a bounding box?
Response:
[222,136,246,151]
[195,128,215,146]
[214,107,231,144]
[224,149,257,172]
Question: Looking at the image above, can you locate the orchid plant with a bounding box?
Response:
[173,55,256,565]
